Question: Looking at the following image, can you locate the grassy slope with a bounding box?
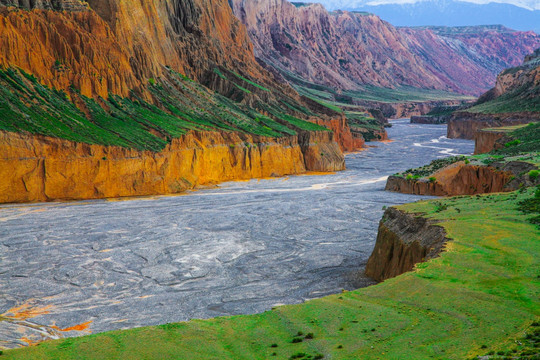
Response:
[466,84,540,114]
[5,190,539,359]
[0,67,328,151]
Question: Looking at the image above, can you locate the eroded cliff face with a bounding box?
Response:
[447,113,538,139]
[474,129,506,154]
[0,0,268,99]
[230,0,540,95]
[309,115,365,152]
[365,208,448,282]
[385,160,540,197]
[385,161,514,196]
[0,129,344,203]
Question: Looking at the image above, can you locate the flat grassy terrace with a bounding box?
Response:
[4,189,539,359]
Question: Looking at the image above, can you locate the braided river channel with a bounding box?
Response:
[0,119,474,347]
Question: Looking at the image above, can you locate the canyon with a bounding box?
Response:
[0,120,474,348]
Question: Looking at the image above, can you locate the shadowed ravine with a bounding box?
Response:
[0,120,474,348]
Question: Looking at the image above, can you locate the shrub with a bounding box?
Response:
[290,352,307,359]
[291,337,303,343]
[406,174,413,180]
[529,170,539,180]
[504,139,521,148]
[148,78,156,86]
[305,333,314,339]
[429,177,437,183]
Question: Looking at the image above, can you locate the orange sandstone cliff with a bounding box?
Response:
[0,129,344,204]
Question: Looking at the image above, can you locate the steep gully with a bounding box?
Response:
[0,120,474,348]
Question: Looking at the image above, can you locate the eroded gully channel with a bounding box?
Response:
[0,120,474,348]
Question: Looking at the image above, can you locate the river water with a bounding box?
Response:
[0,120,474,348]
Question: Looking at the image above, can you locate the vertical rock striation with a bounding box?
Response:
[365,208,448,282]
[0,129,344,203]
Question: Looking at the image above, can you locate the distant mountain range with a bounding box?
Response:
[313,0,540,33]
[231,0,540,96]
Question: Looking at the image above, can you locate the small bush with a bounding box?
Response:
[406,174,413,180]
[291,337,303,343]
[270,343,278,348]
[290,352,307,359]
[504,139,521,148]
[429,177,437,183]
[148,78,156,86]
[529,170,539,180]
[305,333,314,339]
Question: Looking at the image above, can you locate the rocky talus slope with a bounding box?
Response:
[230,0,540,96]
[0,0,360,203]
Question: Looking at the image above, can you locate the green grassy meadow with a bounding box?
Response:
[4,189,539,359]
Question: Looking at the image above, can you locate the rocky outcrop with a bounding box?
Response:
[365,208,449,282]
[230,0,540,96]
[0,129,344,203]
[310,115,365,152]
[385,160,538,196]
[474,128,507,154]
[447,113,538,139]
[362,99,467,119]
[410,115,449,124]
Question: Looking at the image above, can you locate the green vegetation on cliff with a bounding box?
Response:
[467,84,540,114]
[5,190,539,359]
[0,68,329,151]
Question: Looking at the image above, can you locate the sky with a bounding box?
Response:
[317,0,540,11]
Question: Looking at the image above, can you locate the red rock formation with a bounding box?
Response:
[230,0,540,96]
[309,115,365,152]
[385,162,513,196]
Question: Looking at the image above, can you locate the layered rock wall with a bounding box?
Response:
[0,130,344,203]
[474,129,506,154]
[385,162,514,196]
[310,115,366,152]
[365,208,448,282]
[447,113,538,139]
